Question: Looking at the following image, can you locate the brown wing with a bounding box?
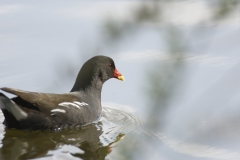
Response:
[1,87,77,113]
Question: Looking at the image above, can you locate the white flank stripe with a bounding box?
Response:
[58,102,69,108]
[51,109,66,113]
[73,101,88,106]
[73,101,83,106]
[59,102,80,109]
[83,102,89,106]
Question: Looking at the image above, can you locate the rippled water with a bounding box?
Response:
[1,105,240,160]
[0,106,143,160]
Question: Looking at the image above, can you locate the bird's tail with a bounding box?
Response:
[0,93,27,121]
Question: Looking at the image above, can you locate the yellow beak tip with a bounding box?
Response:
[118,76,125,81]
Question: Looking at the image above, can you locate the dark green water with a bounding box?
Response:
[0,106,142,160]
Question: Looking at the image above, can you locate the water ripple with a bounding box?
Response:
[0,105,240,159]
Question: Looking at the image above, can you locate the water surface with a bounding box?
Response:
[0,106,141,160]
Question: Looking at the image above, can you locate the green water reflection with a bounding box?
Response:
[0,124,123,160]
[0,106,136,160]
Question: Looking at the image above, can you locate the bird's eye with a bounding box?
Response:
[109,63,112,67]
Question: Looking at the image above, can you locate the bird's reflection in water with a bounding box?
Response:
[0,106,139,160]
[0,124,123,160]
[1,105,238,160]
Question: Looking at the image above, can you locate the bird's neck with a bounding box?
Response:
[70,76,103,100]
[70,62,104,100]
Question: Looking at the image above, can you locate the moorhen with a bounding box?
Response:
[0,55,124,130]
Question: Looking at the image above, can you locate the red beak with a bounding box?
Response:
[114,68,124,81]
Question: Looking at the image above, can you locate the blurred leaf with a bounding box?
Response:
[133,2,161,23]
[213,0,239,20]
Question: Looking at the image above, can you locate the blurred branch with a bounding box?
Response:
[146,26,186,129]
[212,0,239,20]
[133,2,161,23]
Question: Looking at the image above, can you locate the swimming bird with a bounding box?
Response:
[0,55,124,130]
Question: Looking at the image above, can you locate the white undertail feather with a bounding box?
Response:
[0,95,28,121]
